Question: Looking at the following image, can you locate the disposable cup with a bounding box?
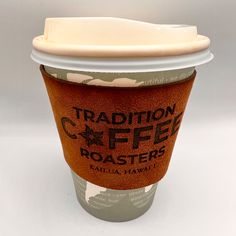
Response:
[44,65,194,221]
[31,17,213,221]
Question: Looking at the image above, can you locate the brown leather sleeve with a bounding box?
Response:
[40,65,195,190]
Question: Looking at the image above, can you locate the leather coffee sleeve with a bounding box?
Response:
[41,65,195,190]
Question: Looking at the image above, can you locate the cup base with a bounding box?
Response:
[71,170,157,222]
[77,193,154,222]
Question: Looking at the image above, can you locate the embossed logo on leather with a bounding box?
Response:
[41,65,195,189]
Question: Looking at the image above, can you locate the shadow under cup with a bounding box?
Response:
[44,66,195,222]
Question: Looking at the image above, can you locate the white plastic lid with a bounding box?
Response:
[31,17,213,72]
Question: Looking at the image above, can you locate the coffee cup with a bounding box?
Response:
[31,17,213,221]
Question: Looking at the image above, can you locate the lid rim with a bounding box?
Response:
[31,48,213,73]
[33,35,210,58]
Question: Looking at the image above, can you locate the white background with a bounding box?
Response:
[0,0,236,235]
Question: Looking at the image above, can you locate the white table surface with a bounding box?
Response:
[1,120,235,236]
